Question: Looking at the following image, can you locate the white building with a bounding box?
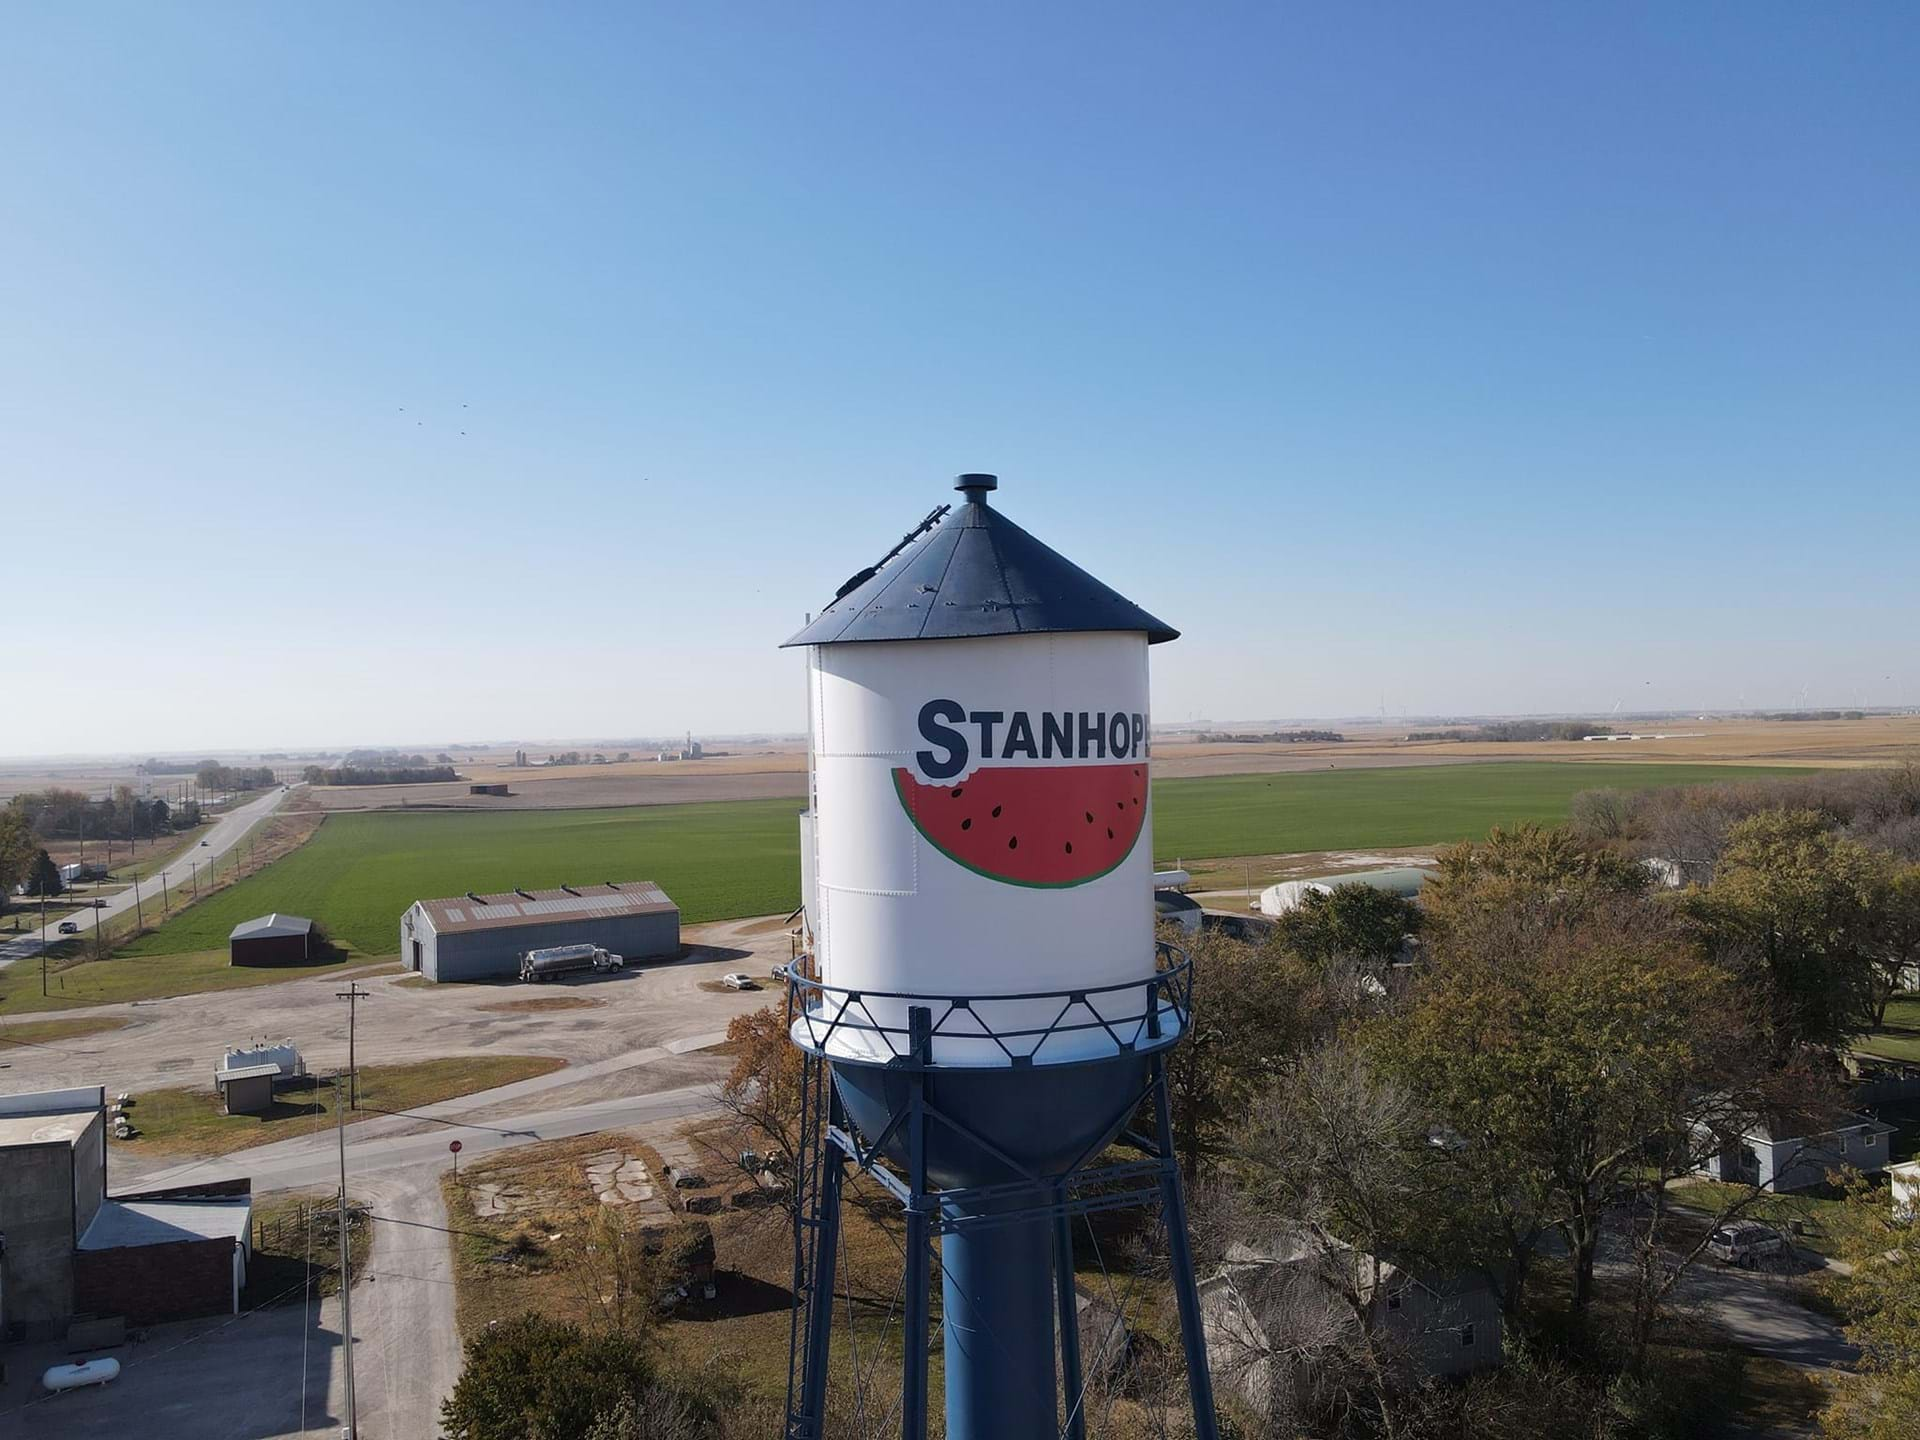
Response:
[1697,1114,1896,1193]
[1257,866,1432,918]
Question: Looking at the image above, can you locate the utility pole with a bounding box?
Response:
[160,872,169,913]
[132,875,144,931]
[336,984,371,1109]
[190,860,198,898]
[334,1074,358,1440]
[39,890,48,997]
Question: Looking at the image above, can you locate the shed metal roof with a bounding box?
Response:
[216,1064,282,1083]
[783,474,1178,648]
[414,881,676,936]
[79,1197,252,1251]
[229,913,313,941]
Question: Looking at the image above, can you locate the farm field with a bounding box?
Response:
[117,762,1804,959]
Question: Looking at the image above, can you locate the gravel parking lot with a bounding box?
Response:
[0,916,791,1138]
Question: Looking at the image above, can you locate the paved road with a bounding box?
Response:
[0,786,292,965]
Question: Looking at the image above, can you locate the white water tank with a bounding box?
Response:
[786,475,1177,1065]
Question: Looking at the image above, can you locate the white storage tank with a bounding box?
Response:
[786,474,1177,1065]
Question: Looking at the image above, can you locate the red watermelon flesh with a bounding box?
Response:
[891,763,1147,888]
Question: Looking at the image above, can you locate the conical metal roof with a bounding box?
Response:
[783,475,1178,647]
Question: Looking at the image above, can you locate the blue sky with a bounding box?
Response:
[3,5,1915,754]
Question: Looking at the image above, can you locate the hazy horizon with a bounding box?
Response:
[5,7,1916,758]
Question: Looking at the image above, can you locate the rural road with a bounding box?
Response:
[0,785,291,965]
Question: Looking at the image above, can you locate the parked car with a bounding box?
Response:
[770,963,789,981]
[200,840,210,847]
[721,972,756,990]
[57,921,81,934]
[1707,1221,1787,1267]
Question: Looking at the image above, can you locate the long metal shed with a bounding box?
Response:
[399,881,680,982]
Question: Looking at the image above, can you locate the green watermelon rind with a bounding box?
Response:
[891,767,1143,890]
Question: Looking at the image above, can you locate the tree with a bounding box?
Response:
[441,1313,710,1440]
[1161,923,1333,1184]
[1867,863,1920,1029]
[1421,823,1650,932]
[23,850,63,897]
[1378,877,1748,1336]
[1225,1042,1461,1438]
[1683,809,1891,1058]
[0,806,37,903]
[1270,882,1421,979]
[708,1003,809,1217]
[1818,1179,1920,1439]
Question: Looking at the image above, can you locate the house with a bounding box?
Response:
[1200,1228,1502,1414]
[1696,1113,1896,1192]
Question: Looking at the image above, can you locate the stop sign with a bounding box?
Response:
[449,1140,463,1154]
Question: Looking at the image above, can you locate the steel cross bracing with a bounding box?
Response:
[782,957,1219,1440]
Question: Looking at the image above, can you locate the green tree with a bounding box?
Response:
[1270,882,1421,978]
[1867,863,1920,1029]
[1684,809,1890,1057]
[1377,877,1739,1334]
[0,806,37,903]
[441,1314,709,1440]
[23,850,64,897]
[1819,1179,1920,1439]
[1421,823,1650,934]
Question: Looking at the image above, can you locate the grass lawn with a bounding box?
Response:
[116,1054,564,1158]
[0,1015,131,1047]
[0,945,377,1015]
[1857,993,1920,1064]
[121,763,1801,958]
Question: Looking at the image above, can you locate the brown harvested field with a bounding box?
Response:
[1150,713,1920,778]
[294,747,809,812]
[284,717,1919,812]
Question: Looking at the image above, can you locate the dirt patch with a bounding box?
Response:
[476,995,604,1015]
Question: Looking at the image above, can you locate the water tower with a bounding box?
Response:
[781,474,1218,1440]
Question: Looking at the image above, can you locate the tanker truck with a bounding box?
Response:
[518,943,624,982]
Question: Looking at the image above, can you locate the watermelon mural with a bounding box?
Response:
[892,763,1146,888]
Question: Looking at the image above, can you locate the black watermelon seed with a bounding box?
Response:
[960,818,972,831]
[1107,827,1114,839]
[950,786,963,798]
[1084,811,1094,823]
[1064,842,1073,854]
[1133,797,1140,806]
[1115,801,1124,812]
[1008,836,1019,850]
[991,805,1002,818]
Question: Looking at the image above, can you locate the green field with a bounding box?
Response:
[121,762,1800,958]
[1149,761,1798,859]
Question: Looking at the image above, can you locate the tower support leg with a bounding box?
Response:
[1054,1184,1087,1440]
[797,1087,845,1439]
[901,1008,933,1440]
[1152,1055,1219,1440]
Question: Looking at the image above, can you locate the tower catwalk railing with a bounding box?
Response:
[781,945,1218,1440]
